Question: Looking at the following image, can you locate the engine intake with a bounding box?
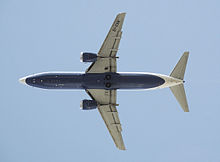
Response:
[80,99,97,110]
[80,52,97,62]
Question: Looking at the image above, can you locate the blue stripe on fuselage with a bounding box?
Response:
[25,72,165,90]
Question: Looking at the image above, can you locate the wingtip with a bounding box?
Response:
[119,12,126,14]
[118,146,126,150]
[184,51,189,55]
[184,108,190,112]
[116,143,126,150]
[117,12,126,16]
[182,103,189,112]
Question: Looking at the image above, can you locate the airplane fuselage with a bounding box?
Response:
[21,72,182,90]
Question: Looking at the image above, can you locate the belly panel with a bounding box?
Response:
[26,73,84,89]
[26,72,165,90]
[82,73,165,90]
[117,73,165,89]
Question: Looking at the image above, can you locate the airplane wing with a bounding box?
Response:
[86,13,126,73]
[86,89,125,150]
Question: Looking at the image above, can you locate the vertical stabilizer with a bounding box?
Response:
[170,52,189,80]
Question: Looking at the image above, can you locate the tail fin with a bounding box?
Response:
[170,52,189,112]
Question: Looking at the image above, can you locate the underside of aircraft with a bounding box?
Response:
[19,13,189,150]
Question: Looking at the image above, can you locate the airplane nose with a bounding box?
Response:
[19,77,26,85]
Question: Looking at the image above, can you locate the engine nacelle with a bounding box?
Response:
[80,52,97,62]
[80,99,97,110]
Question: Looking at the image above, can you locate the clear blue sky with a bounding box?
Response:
[1,0,220,161]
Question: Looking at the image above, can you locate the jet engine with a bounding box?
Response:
[80,99,98,110]
[80,52,97,62]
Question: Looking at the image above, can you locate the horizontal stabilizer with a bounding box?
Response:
[170,84,189,112]
[170,52,189,80]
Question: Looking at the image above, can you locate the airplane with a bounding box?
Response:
[19,13,189,150]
